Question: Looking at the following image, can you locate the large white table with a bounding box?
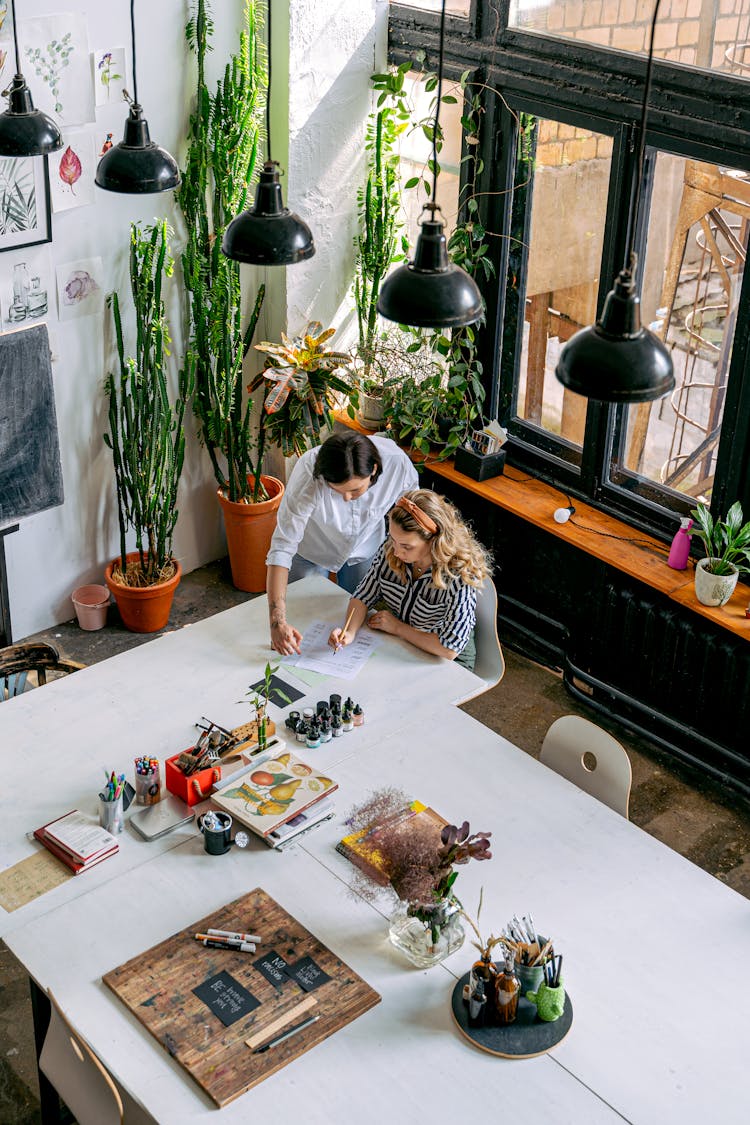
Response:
[3,578,749,1123]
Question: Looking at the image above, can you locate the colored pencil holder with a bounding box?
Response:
[165,752,221,806]
[99,793,125,835]
[134,762,161,806]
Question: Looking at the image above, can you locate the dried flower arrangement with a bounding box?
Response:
[344,787,492,941]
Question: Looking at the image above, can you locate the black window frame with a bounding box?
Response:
[388,0,750,537]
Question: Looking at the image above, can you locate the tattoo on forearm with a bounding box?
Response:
[269,597,286,628]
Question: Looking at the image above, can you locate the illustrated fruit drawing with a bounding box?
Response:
[250,770,275,787]
[256,799,288,816]
[269,779,302,801]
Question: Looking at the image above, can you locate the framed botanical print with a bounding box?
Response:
[0,155,52,254]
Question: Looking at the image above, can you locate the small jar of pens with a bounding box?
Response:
[134,756,161,805]
[98,770,134,834]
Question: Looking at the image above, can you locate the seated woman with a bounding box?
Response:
[328,489,491,669]
[266,431,418,656]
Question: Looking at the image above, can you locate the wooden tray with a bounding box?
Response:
[103,888,380,1106]
[450,972,573,1059]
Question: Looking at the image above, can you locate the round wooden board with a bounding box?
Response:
[450,973,573,1059]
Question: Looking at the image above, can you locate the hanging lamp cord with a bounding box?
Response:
[10,0,21,74]
[266,0,273,162]
[427,0,447,213]
[626,0,662,279]
[130,0,139,105]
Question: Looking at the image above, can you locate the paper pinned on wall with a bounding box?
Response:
[282,619,382,681]
[49,130,96,212]
[56,255,104,321]
[92,46,126,107]
[20,14,95,126]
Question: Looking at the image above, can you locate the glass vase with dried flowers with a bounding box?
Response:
[342,788,492,968]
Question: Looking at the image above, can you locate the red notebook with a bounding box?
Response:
[40,810,118,862]
[34,813,119,875]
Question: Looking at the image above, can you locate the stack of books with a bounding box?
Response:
[211,747,337,850]
[34,810,119,874]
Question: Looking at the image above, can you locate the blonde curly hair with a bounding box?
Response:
[386,489,491,589]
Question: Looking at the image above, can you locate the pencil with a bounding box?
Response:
[334,607,356,654]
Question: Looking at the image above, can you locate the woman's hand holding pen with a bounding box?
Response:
[270,620,302,656]
[328,626,353,651]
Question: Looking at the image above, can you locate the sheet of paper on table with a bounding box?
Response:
[0,850,71,912]
[282,619,382,680]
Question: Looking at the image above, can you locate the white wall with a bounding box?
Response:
[4,0,383,639]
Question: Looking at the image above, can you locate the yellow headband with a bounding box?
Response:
[395,496,438,536]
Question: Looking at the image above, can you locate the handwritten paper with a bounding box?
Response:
[0,850,71,912]
[282,619,381,681]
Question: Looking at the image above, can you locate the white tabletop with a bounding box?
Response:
[4,577,748,1122]
[0,576,483,938]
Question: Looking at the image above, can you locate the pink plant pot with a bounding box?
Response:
[71,584,110,631]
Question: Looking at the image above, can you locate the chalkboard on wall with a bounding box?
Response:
[0,324,63,526]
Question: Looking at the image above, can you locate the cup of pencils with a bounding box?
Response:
[134,757,161,806]
[99,771,128,834]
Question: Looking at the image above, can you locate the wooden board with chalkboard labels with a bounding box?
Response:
[103,887,381,1107]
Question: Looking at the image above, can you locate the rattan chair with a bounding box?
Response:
[0,642,84,701]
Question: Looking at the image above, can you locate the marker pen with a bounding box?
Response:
[201,938,255,952]
[207,928,262,943]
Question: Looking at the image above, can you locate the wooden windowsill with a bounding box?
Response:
[336,412,750,640]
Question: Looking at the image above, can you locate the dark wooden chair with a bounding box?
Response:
[0,642,85,701]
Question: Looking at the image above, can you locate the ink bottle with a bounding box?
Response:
[316,700,328,715]
[342,708,353,733]
[344,696,355,713]
[286,709,301,731]
[306,721,321,750]
[302,707,315,722]
[320,717,332,743]
[295,720,308,743]
[331,715,343,738]
[329,694,342,713]
[352,703,364,727]
[468,976,487,1029]
[494,950,520,1026]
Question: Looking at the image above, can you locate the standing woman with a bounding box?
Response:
[329,489,491,669]
[266,432,418,655]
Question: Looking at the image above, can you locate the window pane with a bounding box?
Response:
[614,153,748,505]
[510,0,750,77]
[399,73,462,246]
[510,115,613,453]
[391,0,471,16]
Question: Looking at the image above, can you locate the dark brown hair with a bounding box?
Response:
[313,432,383,485]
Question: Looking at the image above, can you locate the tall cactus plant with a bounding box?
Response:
[179,0,267,503]
[104,221,192,585]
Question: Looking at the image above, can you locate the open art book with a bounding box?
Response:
[211,750,337,838]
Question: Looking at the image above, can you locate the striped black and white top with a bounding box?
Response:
[352,544,477,656]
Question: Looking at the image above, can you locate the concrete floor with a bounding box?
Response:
[2,558,750,1124]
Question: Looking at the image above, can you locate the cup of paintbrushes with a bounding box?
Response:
[509,936,552,998]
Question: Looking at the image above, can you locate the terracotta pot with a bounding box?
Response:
[104,554,182,633]
[216,475,284,593]
[71,584,110,631]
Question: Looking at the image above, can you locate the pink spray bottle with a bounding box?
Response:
[667,517,693,570]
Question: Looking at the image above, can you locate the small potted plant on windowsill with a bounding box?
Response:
[690,501,750,607]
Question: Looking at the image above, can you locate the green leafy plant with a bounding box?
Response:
[104,221,192,586]
[690,501,750,576]
[381,70,492,460]
[243,661,290,750]
[178,0,268,504]
[252,323,355,458]
[0,158,37,234]
[353,65,411,392]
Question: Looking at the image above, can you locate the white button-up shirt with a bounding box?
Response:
[266,437,419,571]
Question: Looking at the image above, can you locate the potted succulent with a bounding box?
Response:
[103,221,191,633]
[690,501,750,606]
[179,0,282,593]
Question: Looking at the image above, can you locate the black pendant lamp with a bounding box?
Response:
[96,0,180,194]
[222,1,314,265]
[555,0,674,403]
[0,0,62,156]
[376,0,483,329]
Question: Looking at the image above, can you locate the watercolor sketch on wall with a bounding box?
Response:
[0,245,53,328]
[49,130,97,212]
[56,256,105,321]
[0,157,52,254]
[92,46,126,107]
[20,14,94,126]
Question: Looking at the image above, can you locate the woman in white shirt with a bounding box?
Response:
[266,432,418,655]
